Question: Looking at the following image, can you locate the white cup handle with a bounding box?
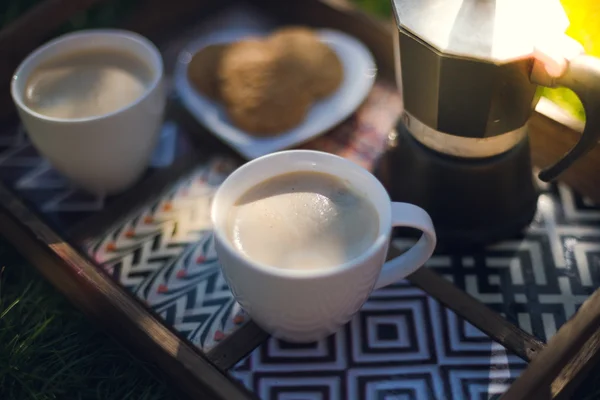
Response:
[374,202,437,290]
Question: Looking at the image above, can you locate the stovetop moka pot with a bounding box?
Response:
[377,0,600,247]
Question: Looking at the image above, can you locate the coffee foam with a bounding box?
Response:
[24,48,152,119]
[226,171,379,270]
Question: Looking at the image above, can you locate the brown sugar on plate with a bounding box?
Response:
[185,26,344,136]
[270,26,344,99]
[217,39,312,136]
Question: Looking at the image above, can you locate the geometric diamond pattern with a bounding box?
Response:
[396,181,600,343]
[231,281,526,400]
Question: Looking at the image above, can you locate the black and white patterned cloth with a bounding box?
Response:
[406,181,600,343]
[231,280,526,400]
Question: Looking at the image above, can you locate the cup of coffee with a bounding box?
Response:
[11,29,165,195]
[211,150,436,342]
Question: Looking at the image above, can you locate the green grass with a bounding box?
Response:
[0,240,177,400]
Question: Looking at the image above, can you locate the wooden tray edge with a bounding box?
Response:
[501,289,600,399]
[0,183,256,400]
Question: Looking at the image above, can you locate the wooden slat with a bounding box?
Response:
[207,241,548,371]
[208,242,546,370]
[501,289,600,400]
[552,329,600,399]
[409,267,546,361]
[207,321,270,370]
[377,246,547,362]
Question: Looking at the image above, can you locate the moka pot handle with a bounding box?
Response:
[532,38,600,182]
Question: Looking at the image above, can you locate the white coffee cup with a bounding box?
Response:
[212,150,437,342]
[10,29,165,195]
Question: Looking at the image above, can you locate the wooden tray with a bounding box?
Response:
[1,0,599,399]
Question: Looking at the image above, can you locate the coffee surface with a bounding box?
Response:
[24,48,152,119]
[226,171,379,270]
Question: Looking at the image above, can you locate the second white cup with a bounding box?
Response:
[11,29,166,195]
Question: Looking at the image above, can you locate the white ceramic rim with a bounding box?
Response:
[10,29,164,124]
[211,150,392,279]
